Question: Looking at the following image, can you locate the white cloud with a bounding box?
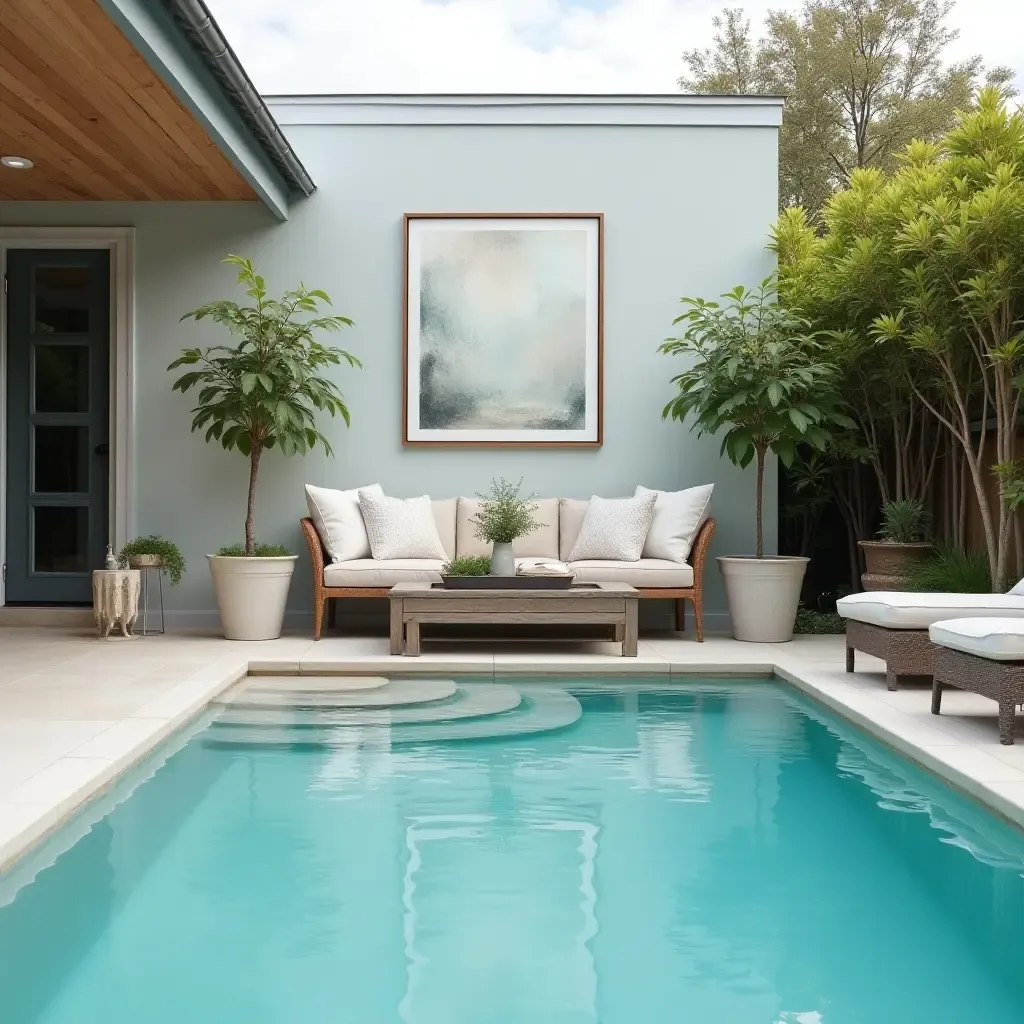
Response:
[205,0,1024,96]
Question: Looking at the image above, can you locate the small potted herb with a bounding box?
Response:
[470,478,543,576]
[118,536,186,585]
[859,499,932,591]
[441,555,491,578]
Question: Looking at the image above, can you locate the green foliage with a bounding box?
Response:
[908,544,991,593]
[660,276,853,557]
[471,478,543,545]
[793,606,846,634]
[879,499,929,543]
[171,255,359,555]
[681,1,1015,214]
[441,555,492,577]
[117,535,185,585]
[215,543,292,558]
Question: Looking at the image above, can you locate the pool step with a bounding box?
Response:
[203,689,582,748]
[215,683,522,728]
[217,677,458,709]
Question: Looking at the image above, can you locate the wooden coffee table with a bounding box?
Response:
[389,581,639,657]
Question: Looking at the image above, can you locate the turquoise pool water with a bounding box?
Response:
[2,680,1024,1023]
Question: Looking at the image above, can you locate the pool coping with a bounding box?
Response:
[2,650,1024,874]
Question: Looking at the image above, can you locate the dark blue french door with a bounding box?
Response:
[5,249,110,603]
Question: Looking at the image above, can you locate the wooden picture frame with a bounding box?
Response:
[403,212,603,447]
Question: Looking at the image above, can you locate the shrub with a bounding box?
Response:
[793,606,846,634]
[879,499,929,543]
[216,543,291,558]
[909,545,991,594]
[441,555,492,577]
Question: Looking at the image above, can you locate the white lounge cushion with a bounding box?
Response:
[455,498,559,559]
[636,484,713,562]
[558,499,589,562]
[929,618,1024,661]
[431,498,457,561]
[568,559,694,588]
[324,558,445,587]
[1008,578,1024,596]
[837,591,1024,630]
[358,492,447,560]
[305,482,382,563]
[568,493,658,562]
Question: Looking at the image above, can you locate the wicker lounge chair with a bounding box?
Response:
[837,590,1024,691]
[929,618,1024,745]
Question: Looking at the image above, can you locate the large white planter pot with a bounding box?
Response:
[718,556,809,643]
[207,555,298,641]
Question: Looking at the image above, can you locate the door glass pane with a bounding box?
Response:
[33,506,89,573]
[34,426,89,493]
[34,344,89,412]
[34,266,91,334]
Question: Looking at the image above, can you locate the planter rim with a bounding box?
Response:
[128,554,165,564]
[858,540,932,549]
[716,555,810,563]
[206,554,298,561]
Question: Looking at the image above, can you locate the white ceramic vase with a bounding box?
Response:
[490,542,515,577]
[207,555,298,640]
[718,555,809,643]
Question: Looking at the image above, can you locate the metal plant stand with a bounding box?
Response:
[137,564,166,635]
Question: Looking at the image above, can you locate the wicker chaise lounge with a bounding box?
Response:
[837,590,1024,691]
[930,618,1024,745]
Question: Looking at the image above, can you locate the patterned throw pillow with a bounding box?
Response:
[357,491,447,560]
[567,492,658,562]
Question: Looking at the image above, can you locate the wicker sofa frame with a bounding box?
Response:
[300,516,716,643]
[845,619,936,691]
[931,645,1024,745]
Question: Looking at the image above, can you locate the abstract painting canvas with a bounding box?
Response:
[404,214,602,446]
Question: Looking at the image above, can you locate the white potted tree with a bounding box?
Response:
[171,255,359,640]
[660,277,852,642]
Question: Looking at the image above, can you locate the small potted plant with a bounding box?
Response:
[859,499,932,591]
[470,478,543,576]
[118,535,186,585]
[661,277,853,642]
[440,555,492,586]
[171,255,360,640]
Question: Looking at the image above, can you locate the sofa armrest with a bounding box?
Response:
[300,517,326,581]
[690,518,716,590]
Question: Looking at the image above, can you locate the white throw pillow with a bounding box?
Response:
[567,493,658,562]
[305,483,382,563]
[358,491,447,560]
[635,484,713,563]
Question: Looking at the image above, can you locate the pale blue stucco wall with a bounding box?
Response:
[1,117,778,627]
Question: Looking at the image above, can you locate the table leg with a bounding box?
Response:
[623,601,638,657]
[405,618,421,656]
[389,600,403,656]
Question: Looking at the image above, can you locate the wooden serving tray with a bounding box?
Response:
[439,575,575,590]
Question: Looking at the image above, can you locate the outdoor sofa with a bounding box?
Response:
[301,496,715,642]
[838,589,1024,690]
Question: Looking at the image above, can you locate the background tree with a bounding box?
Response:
[681,0,1015,215]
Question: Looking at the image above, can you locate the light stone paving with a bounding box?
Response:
[1,625,1024,871]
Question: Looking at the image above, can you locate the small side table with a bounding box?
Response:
[92,569,141,639]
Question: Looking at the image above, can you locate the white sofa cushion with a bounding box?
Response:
[837,591,1024,630]
[358,492,447,560]
[929,618,1024,661]
[324,558,444,587]
[455,498,559,559]
[636,484,713,562]
[558,499,589,562]
[304,482,382,563]
[432,498,457,561]
[569,559,694,588]
[568,493,658,562]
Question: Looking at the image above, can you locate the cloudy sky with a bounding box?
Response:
[206,0,1021,96]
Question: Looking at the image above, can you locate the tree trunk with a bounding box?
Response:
[755,443,766,560]
[245,443,262,556]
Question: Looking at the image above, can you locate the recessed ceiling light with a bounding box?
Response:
[1,156,33,169]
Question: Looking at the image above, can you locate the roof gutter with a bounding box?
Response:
[162,0,316,197]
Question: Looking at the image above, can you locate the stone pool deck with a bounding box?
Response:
[1,626,1024,870]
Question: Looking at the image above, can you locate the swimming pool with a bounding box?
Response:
[2,677,1023,1023]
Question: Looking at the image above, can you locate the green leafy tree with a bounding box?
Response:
[681,1,1015,214]
[660,277,853,558]
[170,255,360,555]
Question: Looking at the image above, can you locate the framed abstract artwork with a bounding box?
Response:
[403,213,603,447]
